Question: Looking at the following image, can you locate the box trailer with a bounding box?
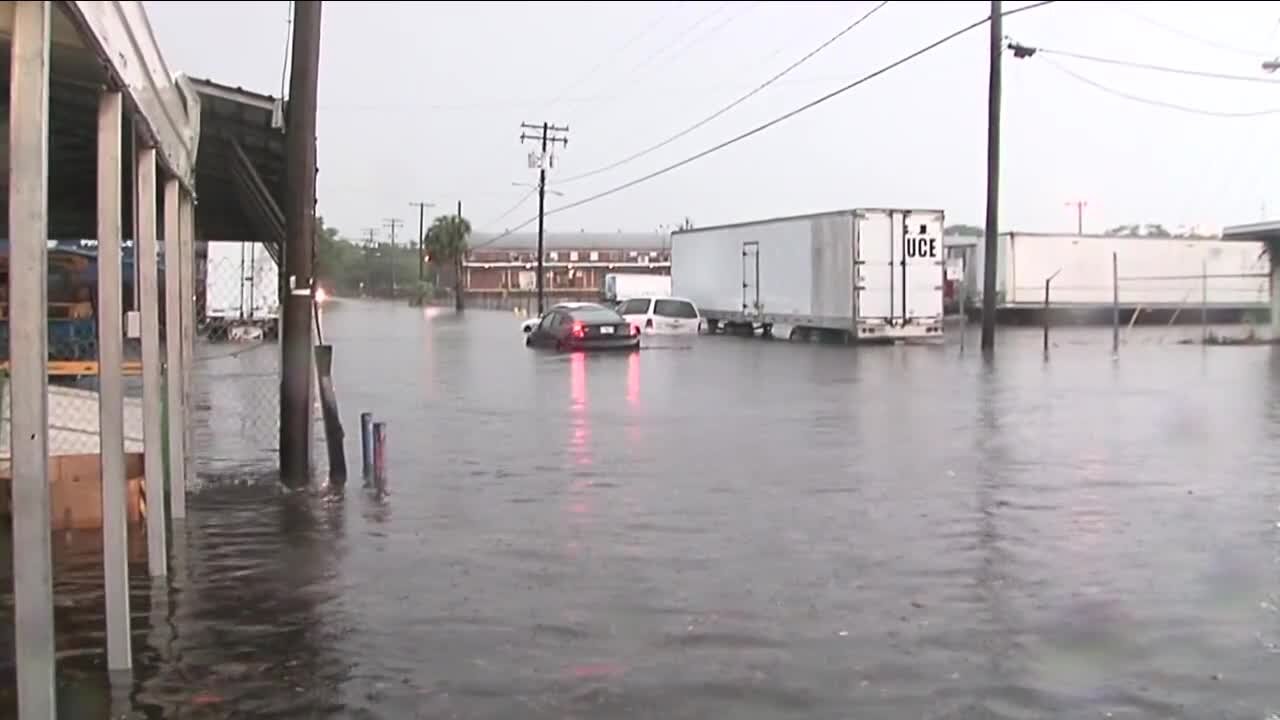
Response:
[965,232,1270,311]
[203,240,280,341]
[601,273,672,303]
[671,208,945,342]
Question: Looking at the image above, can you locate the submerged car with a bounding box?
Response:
[519,301,595,334]
[617,296,703,335]
[525,303,640,352]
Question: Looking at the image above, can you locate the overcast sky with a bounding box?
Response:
[145,1,1280,241]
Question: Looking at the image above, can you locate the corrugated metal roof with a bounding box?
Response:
[470,231,670,251]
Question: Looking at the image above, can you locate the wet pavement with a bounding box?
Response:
[4,298,1280,718]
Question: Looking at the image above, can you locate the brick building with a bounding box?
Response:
[461,231,671,308]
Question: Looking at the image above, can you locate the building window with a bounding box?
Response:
[589,251,599,262]
[549,251,559,262]
[569,251,579,262]
[629,250,639,259]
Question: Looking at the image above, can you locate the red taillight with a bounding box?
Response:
[644,318,654,329]
[572,321,585,338]
[631,324,640,336]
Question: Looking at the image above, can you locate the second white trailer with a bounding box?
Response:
[671,208,945,342]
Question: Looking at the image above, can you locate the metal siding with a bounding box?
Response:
[1003,233,1269,306]
[809,214,853,320]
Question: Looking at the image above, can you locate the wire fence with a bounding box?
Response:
[191,242,325,479]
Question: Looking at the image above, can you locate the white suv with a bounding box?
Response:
[618,296,703,335]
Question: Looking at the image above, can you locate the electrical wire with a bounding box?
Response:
[1103,1,1273,59]
[557,0,891,185]
[542,2,686,111]
[637,1,763,80]
[534,1,1056,221]
[278,1,293,99]
[620,2,734,78]
[1042,57,1280,117]
[1027,45,1280,85]
[477,187,538,233]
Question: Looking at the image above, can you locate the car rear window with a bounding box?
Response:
[571,308,624,323]
[653,299,698,319]
[618,299,650,315]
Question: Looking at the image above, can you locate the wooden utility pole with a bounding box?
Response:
[455,199,465,311]
[382,217,403,246]
[280,0,322,487]
[410,201,434,281]
[520,121,568,314]
[1065,200,1087,235]
[980,0,1002,351]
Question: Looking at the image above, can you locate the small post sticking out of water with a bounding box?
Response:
[1043,278,1051,356]
[1112,252,1120,357]
[372,422,388,485]
[1201,259,1209,343]
[360,412,374,480]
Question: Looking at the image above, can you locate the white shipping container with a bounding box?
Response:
[204,241,280,321]
[671,208,945,342]
[968,233,1269,308]
[602,273,672,302]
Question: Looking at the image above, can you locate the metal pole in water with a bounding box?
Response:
[373,422,388,485]
[1112,252,1120,356]
[1201,259,1209,343]
[361,412,374,479]
[1043,277,1051,356]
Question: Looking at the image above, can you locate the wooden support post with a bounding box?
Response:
[9,2,57,715]
[179,191,196,488]
[137,146,168,576]
[97,88,132,671]
[163,178,187,518]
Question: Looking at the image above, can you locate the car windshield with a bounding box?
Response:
[570,307,623,323]
[654,299,698,319]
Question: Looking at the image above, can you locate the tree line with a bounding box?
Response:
[314,214,470,306]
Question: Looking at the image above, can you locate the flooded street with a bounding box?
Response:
[4,298,1280,718]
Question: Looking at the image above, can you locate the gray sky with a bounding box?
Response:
[145,1,1280,241]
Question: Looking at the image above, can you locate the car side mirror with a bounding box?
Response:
[523,324,533,333]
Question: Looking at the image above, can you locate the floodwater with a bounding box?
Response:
[4,298,1280,719]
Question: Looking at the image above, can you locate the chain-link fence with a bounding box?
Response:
[191,241,325,479]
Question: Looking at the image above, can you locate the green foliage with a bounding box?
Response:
[314,216,427,298]
[424,214,472,263]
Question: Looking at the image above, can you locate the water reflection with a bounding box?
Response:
[3,304,1280,718]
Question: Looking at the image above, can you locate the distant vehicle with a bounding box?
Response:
[204,240,279,342]
[602,273,671,304]
[520,301,596,334]
[671,208,945,343]
[617,296,703,335]
[525,303,640,352]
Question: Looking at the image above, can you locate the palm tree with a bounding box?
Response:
[425,214,471,310]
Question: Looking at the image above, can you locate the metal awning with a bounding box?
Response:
[1222,220,1280,244]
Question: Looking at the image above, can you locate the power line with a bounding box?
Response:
[538,1,1056,221]
[477,187,538,231]
[1041,56,1280,117]
[1103,2,1273,58]
[1012,43,1280,84]
[558,0,891,185]
[543,1,687,110]
[619,2,734,79]
[638,1,763,80]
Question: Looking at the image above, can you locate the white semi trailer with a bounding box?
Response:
[964,232,1270,312]
[671,208,946,342]
[203,240,280,341]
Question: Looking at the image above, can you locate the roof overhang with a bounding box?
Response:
[1222,220,1280,244]
[57,1,200,190]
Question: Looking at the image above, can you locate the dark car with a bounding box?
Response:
[525,304,640,352]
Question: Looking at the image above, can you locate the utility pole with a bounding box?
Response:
[383,217,403,246]
[455,200,465,311]
[1065,200,1087,235]
[280,0,322,487]
[410,201,434,281]
[520,121,569,314]
[980,0,1002,352]
[361,227,377,296]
